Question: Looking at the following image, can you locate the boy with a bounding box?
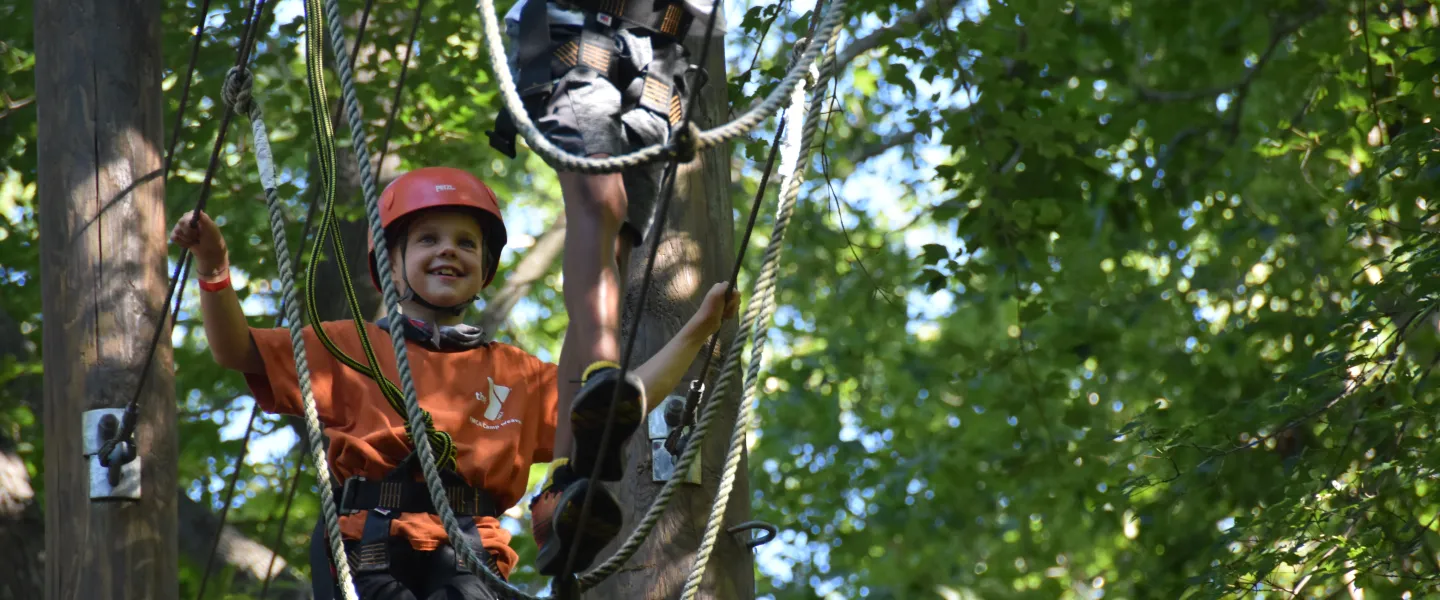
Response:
[170,165,736,598]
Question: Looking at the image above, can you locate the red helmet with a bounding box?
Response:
[367,166,508,291]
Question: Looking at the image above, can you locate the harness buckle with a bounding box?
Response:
[338,476,367,516]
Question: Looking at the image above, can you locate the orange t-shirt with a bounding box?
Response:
[242,320,558,578]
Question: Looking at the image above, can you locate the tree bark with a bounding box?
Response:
[35,0,178,598]
[589,33,756,599]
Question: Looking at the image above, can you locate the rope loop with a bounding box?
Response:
[222,66,255,116]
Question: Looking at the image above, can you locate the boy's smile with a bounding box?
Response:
[388,208,487,320]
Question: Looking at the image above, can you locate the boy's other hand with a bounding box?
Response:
[169,210,229,269]
[691,282,741,339]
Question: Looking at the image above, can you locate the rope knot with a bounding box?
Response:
[671,122,702,164]
[222,67,255,115]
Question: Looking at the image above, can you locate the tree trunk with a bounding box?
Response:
[35,0,178,598]
[589,33,756,599]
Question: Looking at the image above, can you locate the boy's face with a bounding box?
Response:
[388,208,487,308]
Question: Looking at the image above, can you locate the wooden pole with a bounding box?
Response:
[591,33,757,599]
[35,0,177,597]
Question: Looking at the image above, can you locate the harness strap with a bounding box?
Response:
[487,0,692,158]
[635,41,689,127]
[573,0,694,40]
[337,477,500,517]
[308,453,505,591]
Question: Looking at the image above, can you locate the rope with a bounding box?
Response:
[679,24,840,598]
[557,0,732,585]
[575,28,832,591]
[470,0,851,174]
[222,65,362,600]
[311,0,541,596]
[296,0,462,474]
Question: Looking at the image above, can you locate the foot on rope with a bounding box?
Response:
[530,458,624,576]
[569,360,645,481]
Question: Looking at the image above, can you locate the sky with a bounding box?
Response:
[180,0,973,595]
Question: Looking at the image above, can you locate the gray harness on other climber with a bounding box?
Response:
[487,0,698,158]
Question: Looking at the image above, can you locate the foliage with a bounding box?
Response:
[4,0,1440,598]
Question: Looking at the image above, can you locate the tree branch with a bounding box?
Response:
[478,214,567,336]
[179,492,311,600]
[846,128,924,166]
[1134,3,1331,104]
[835,0,960,68]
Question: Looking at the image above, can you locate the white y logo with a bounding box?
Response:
[479,377,511,421]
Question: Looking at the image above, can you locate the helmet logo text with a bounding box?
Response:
[435,184,456,192]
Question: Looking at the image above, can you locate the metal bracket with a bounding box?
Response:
[727,520,778,551]
[649,389,701,484]
[83,408,141,501]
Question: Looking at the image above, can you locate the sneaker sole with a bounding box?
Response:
[570,369,645,481]
[535,478,623,576]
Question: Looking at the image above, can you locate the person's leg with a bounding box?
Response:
[553,166,628,463]
[417,545,502,600]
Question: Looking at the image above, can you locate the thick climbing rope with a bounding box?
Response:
[471,0,851,174]
[680,25,841,598]
[574,27,838,591]
[221,65,362,600]
[300,0,541,596]
[99,0,271,476]
[556,0,732,586]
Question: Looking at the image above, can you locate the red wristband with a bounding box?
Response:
[198,273,231,293]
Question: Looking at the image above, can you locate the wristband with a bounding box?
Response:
[198,273,231,293]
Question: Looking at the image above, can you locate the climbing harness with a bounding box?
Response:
[308,452,504,599]
[486,0,699,160]
[473,0,851,174]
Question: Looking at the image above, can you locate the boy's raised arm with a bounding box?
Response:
[170,210,264,374]
[632,282,740,413]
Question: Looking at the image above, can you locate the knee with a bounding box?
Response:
[560,170,627,230]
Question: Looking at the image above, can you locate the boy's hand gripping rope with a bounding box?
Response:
[680,25,841,599]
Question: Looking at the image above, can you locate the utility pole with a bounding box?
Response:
[35,0,177,598]
[590,33,758,599]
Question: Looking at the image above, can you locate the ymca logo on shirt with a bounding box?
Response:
[471,377,522,430]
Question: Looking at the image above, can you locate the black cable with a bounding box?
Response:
[558,0,732,586]
[162,0,217,180]
[195,404,263,600]
[101,0,274,468]
[258,450,306,600]
[665,114,788,456]
[372,0,428,179]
